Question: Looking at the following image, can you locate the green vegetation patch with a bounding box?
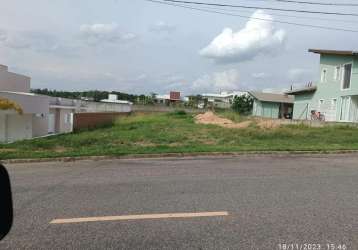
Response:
[1,112,358,160]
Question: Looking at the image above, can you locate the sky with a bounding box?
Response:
[0,0,357,95]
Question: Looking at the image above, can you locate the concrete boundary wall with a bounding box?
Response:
[132,104,204,113]
[73,112,129,131]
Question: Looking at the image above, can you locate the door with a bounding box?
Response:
[48,113,55,134]
[340,96,351,122]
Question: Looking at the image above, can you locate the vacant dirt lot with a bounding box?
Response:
[195,111,252,128]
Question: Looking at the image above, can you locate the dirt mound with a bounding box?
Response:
[195,111,251,129]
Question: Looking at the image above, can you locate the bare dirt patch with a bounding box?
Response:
[53,146,69,153]
[0,148,17,153]
[255,118,293,129]
[195,111,252,129]
[133,141,157,147]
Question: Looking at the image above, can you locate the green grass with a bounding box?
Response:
[1,111,358,160]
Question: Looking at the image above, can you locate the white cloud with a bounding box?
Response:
[0,29,76,55]
[200,10,286,63]
[149,21,176,33]
[80,23,136,45]
[192,69,242,93]
[0,30,30,49]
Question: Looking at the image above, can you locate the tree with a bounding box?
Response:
[186,95,203,108]
[232,94,253,115]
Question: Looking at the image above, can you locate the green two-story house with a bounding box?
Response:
[288,49,358,122]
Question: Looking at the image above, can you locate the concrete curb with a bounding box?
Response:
[2,150,358,164]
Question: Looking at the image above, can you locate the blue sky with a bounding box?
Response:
[0,0,357,95]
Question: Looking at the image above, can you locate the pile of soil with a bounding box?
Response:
[195,111,251,129]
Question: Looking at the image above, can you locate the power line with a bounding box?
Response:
[158,0,358,16]
[146,0,358,32]
[202,6,358,24]
[243,0,358,7]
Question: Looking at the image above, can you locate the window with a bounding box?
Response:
[334,66,341,81]
[331,99,337,110]
[332,99,337,106]
[340,96,351,121]
[342,63,352,89]
[64,113,71,124]
[321,69,327,82]
[318,99,324,110]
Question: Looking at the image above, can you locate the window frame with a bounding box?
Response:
[341,62,353,90]
[318,99,324,110]
[334,66,341,81]
[321,68,327,83]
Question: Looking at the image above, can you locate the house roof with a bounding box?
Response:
[285,86,317,95]
[249,91,294,104]
[309,49,358,56]
[202,91,247,98]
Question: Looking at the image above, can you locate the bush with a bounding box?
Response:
[232,95,253,115]
[172,110,187,116]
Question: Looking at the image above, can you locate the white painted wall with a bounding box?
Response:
[84,101,132,113]
[0,113,6,142]
[0,92,49,114]
[0,67,30,92]
[59,109,74,133]
[32,114,49,137]
[6,114,33,142]
[50,108,74,134]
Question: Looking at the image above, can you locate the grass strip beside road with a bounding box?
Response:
[2,111,358,160]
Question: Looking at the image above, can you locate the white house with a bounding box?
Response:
[202,91,248,108]
[0,65,132,143]
[0,65,52,142]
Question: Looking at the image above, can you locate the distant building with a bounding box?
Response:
[202,91,247,109]
[154,91,182,105]
[0,65,132,143]
[169,91,181,102]
[249,91,294,119]
[101,94,133,105]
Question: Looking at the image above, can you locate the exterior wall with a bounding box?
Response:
[59,109,74,133]
[252,99,262,117]
[132,104,203,113]
[252,100,280,118]
[73,112,128,131]
[84,101,132,113]
[0,113,6,142]
[0,92,49,114]
[32,114,49,137]
[292,92,315,120]
[50,108,60,133]
[50,97,83,111]
[0,68,30,92]
[297,54,358,122]
[5,114,33,142]
[50,108,74,134]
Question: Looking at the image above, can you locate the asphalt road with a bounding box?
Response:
[0,154,357,249]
